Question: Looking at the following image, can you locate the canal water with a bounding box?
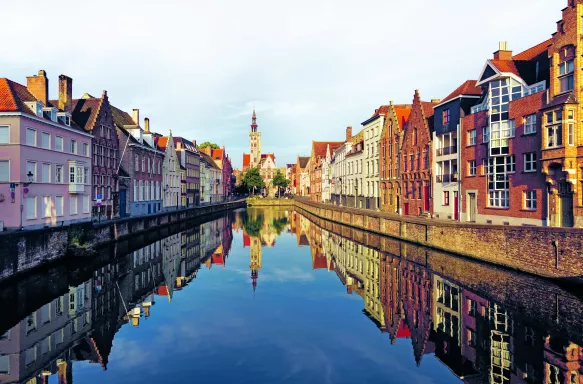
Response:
[1,207,582,384]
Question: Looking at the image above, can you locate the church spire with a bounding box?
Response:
[251,109,258,132]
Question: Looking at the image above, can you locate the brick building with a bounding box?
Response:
[400,91,439,216]
[296,156,310,196]
[69,90,119,219]
[432,80,481,221]
[309,141,342,202]
[112,107,164,217]
[380,103,411,214]
[461,41,549,225]
[173,137,200,207]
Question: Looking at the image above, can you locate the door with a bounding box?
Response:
[119,190,127,217]
[454,191,459,221]
[423,185,430,211]
[560,194,574,227]
[404,202,409,216]
[468,193,476,222]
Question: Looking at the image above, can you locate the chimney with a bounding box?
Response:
[431,99,441,104]
[346,126,353,141]
[26,70,49,106]
[493,41,513,60]
[144,117,150,133]
[58,75,73,111]
[132,109,139,125]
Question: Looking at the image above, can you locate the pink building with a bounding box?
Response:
[0,71,93,230]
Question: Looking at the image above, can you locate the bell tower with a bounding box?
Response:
[249,109,262,167]
[250,236,262,294]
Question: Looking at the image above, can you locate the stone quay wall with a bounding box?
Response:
[246,197,295,207]
[294,198,583,282]
[0,200,245,282]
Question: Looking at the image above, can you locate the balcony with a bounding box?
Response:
[69,183,85,193]
[436,146,457,156]
[436,173,458,183]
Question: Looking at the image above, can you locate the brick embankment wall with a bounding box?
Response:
[246,198,294,206]
[294,198,583,282]
[0,200,245,282]
[299,208,583,345]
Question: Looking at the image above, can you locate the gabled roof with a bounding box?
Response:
[438,80,482,106]
[156,136,169,150]
[70,97,103,131]
[200,152,221,169]
[261,153,275,160]
[0,78,84,131]
[389,104,412,129]
[371,105,389,118]
[311,141,343,160]
[513,38,552,61]
[173,137,197,152]
[489,59,520,77]
[298,156,310,169]
[111,105,136,126]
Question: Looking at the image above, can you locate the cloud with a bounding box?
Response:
[0,0,561,168]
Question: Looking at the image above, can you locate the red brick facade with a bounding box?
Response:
[400,91,437,216]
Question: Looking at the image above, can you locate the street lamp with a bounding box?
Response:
[19,171,34,230]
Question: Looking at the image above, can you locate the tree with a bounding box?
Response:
[272,170,290,198]
[197,141,219,150]
[242,168,265,196]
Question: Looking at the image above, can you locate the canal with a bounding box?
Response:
[0,207,582,383]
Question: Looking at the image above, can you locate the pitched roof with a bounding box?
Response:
[370,105,390,118]
[312,141,343,159]
[0,78,34,112]
[243,153,250,167]
[489,59,520,77]
[421,101,438,118]
[298,156,310,168]
[391,105,412,129]
[111,105,136,126]
[261,153,274,160]
[200,152,220,169]
[513,38,552,61]
[70,97,103,131]
[439,80,482,105]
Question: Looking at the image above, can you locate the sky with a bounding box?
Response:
[0,0,564,168]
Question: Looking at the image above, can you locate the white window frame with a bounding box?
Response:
[41,132,50,149]
[524,152,537,172]
[42,196,51,218]
[0,160,9,182]
[468,160,476,176]
[26,128,37,147]
[83,143,89,157]
[56,196,64,217]
[41,163,51,183]
[55,136,64,152]
[524,114,537,134]
[568,123,575,146]
[70,195,78,215]
[26,196,37,219]
[524,190,537,210]
[468,129,476,146]
[56,165,63,183]
[26,161,37,182]
[0,126,9,144]
[483,126,489,143]
[70,140,77,154]
[83,195,90,214]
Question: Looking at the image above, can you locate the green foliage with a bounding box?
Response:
[197,141,219,150]
[242,168,265,195]
[272,170,290,197]
[271,216,289,235]
[243,211,264,237]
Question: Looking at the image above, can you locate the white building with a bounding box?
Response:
[362,106,388,210]
[331,127,358,205]
[158,130,180,210]
[321,145,333,203]
[345,138,365,208]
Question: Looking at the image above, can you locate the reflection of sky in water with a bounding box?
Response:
[74,232,458,384]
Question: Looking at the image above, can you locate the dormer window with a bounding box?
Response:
[26,101,43,117]
[559,59,574,93]
[42,107,57,122]
[57,112,71,126]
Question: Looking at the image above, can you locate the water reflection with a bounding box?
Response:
[0,208,582,384]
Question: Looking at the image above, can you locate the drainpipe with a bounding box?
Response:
[552,240,559,269]
[457,116,462,221]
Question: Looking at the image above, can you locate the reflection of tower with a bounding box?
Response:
[249,109,261,167]
[250,236,262,293]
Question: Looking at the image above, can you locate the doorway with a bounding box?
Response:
[404,202,409,216]
[468,193,476,222]
[423,184,430,211]
[560,193,574,227]
[454,191,459,221]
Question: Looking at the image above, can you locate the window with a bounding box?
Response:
[25,346,36,366]
[468,299,477,316]
[483,126,489,143]
[524,114,537,134]
[69,166,76,183]
[524,152,537,172]
[26,128,37,146]
[56,196,63,216]
[467,329,477,347]
[0,354,8,374]
[0,126,8,144]
[55,136,63,151]
[55,165,63,183]
[547,125,563,148]
[567,109,574,120]
[559,59,574,93]
[568,123,575,146]
[70,139,77,154]
[443,109,450,125]
[468,129,476,145]
[41,132,50,149]
[26,196,37,219]
[42,163,50,183]
[0,160,8,182]
[507,155,515,173]
[525,191,537,210]
[70,195,78,215]
[42,196,51,218]
[135,155,139,171]
[443,191,450,206]
[26,161,36,182]
[468,160,476,176]
[83,195,90,213]
[83,143,89,156]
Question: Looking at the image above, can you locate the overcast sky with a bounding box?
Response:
[1,0,563,168]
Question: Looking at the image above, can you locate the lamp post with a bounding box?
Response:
[19,171,34,230]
